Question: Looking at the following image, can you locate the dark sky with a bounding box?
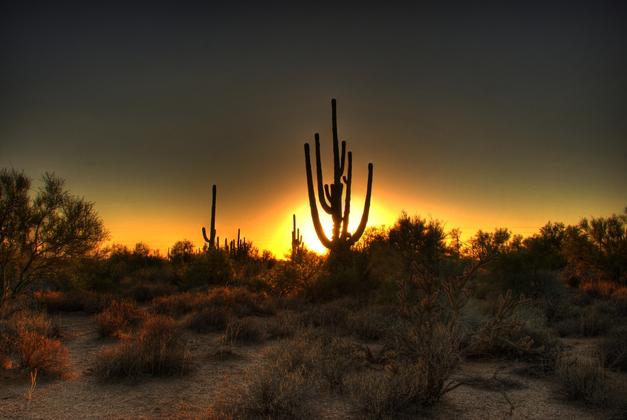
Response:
[1,2,626,254]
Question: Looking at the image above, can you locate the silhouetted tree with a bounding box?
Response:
[169,240,195,265]
[0,169,106,308]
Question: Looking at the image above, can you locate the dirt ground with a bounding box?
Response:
[1,312,625,419]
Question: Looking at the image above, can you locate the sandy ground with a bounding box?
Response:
[1,312,625,419]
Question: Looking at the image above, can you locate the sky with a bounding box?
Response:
[1,2,626,256]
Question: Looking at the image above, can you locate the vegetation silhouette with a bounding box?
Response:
[291,214,303,261]
[201,184,217,248]
[304,99,373,256]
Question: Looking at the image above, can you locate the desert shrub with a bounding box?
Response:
[95,314,189,380]
[14,330,71,378]
[222,317,266,345]
[152,287,275,319]
[347,306,395,341]
[186,306,232,333]
[211,363,313,419]
[95,300,145,338]
[152,291,199,316]
[265,311,302,339]
[299,300,351,332]
[556,352,608,405]
[181,250,233,288]
[263,252,324,297]
[578,304,612,336]
[602,325,627,371]
[0,310,70,378]
[127,282,177,303]
[34,290,107,314]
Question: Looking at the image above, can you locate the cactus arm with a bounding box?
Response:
[341,151,353,239]
[339,140,346,176]
[331,99,340,183]
[202,227,211,243]
[324,184,332,204]
[314,134,333,213]
[210,184,216,247]
[305,143,333,248]
[347,162,373,245]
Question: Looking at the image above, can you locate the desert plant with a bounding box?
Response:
[95,314,189,380]
[303,98,373,255]
[201,184,217,248]
[186,306,232,333]
[556,351,608,405]
[0,169,107,309]
[602,325,627,371]
[95,300,145,338]
[291,214,304,260]
[222,317,267,345]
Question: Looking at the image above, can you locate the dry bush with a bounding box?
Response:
[152,287,275,318]
[95,314,189,380]
[347,306,395,341]
[186,306,232,333]
[299,300,350,332]
[128,282,177,303]
[602,325,627,371]
[34,290,106,314]
[0,310,71,378]
[210,363,314,419]
[95,300,145,338]
[275,331,368,392]
[222,317,266,345]
[556,351,608,405]
[265,311,302,340]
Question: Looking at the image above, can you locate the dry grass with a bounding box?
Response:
[556,351,609,406]
[186,305,233,333]
[34,290,107,314]
[210,363,314,419]
[95,300,145,338]
[0,310,71,378]
[95,314,190,380]
[222,317,267,345]
[602,325,627,371]
[152,287,275,318]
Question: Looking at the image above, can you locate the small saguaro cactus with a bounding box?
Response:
[303,98,373,253]
[201,184,217,248]
[291,214,303,257]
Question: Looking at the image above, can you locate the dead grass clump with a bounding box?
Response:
[34,290,106,314]
[206,287,276,317]
[347,306,394,341]
[222,317,266,345]
[95,300,145,338]
[95,314,189,380]
[265,311,302,340]
[152,292,199,316]
[602,325,627,371]
[186,306,232,333]
[556,352,608,406]
[1,310,71,378]
[299,300,350,332]
[210,363,313,419]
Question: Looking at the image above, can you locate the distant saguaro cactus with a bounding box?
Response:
[291,214,303,258]
[201,184,217,248]
[304,99,373,253]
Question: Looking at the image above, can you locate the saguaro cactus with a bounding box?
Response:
[291,214,303,257]
[201,184,217,248]
[304,99,373,253]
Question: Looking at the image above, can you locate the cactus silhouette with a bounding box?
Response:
[304,99,373,253]
[201,184,217,248]
[291,213,303,258]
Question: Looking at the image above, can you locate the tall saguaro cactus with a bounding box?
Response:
[291,214,303,258]
[201,184,217,248]
[304,99,373,253]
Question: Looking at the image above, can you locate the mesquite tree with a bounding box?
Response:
[303,98,373,254]
[0,169,106,308]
